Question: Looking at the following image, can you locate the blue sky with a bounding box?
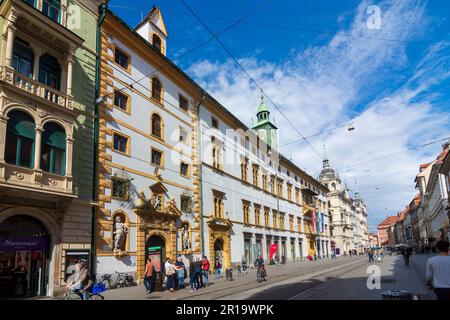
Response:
[109,0,450,230]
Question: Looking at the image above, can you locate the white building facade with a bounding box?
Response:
[198,95,331,268]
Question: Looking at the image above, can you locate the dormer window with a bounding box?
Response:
[152,34,162,52]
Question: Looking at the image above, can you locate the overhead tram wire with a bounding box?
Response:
[180,0,323,161]
[197,15,443,47]
[109,6,446,178]
[96,0,275,103]
[335,136,450,173]
[280,122,354,147]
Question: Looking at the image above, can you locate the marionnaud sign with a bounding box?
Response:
[0,236,49,251]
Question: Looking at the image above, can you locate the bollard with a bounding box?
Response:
[226,268,234,281]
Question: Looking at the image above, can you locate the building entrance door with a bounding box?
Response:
[0,215,50,297]
[214,238,224,270]
[146,235,165,291]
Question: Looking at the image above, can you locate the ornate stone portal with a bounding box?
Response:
[207,216,233,269]
[133,180,182,283]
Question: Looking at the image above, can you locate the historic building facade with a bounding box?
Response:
[0,0,102,297]
[320,159,369,254]
[95,7,202,282]
[198,94,331,268]
[413,142,450,246]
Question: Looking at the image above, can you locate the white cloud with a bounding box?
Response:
[186,0,450,229]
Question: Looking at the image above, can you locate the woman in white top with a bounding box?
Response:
[165,258,176,292]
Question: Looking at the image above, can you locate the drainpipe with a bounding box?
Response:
[196,92,206,257]
[90,2,107,274]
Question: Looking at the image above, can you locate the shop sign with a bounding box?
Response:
[0,236,48,251]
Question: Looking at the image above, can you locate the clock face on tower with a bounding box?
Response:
[258,129,266,141]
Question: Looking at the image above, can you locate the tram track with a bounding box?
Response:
[180,258,368,300]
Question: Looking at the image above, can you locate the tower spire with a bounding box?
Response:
[322,138,330,168]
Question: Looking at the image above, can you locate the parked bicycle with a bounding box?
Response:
[110,271,136,289]
[97,273,113,290]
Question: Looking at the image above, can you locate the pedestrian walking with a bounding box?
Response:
[201,256,210,287]
[426,240,450,300]
[241,255,248,274]
[194,257,203,289]
[189,259,198,292]
[215,259,222,279]
[402,247,412,266]
[144,258,154,294]
[165,258,176,292]
[368,249,374,263]
[175,257,186,289]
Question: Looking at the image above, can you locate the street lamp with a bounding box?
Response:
[347,123,355,131]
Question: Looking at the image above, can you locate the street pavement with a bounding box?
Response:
[43,253,436,300]
[93,256,368,300]
[226,253,435,300]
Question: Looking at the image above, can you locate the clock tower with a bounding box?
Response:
[252,91,278,150]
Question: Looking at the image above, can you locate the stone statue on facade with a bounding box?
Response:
[113,216,128,252]
[182,224,190,251]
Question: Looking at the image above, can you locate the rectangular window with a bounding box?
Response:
[179,95,189,112]
[151,148,163,167]
[112,178,130,201]
[252,165,259,187]
[241,159,248,181]
[214,194,224,218]
[179,127,188,143]
[211,116,218,129]
[180,162,189,176]
[243,202,250,225]
[114,47,130,70]
[262,174,268,191]
[114,90,129,112]
[42,0,61,23]
[180,195,192,212]
[113,132,129,154]
[254,206,261,226]
[272,212,278,229]
[264,209,270,227]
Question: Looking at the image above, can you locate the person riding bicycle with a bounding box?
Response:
[254,255,266,280]
[67,259,93,300]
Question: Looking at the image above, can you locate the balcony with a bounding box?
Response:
[1,66,73,110]
[0,162,73,196]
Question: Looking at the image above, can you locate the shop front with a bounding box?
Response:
[0,215,50,297]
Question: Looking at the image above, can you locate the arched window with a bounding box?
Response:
[151,113,162,138]
[41,122,66,175]
[151,77,162,102]
[5,110,35,168]
[152,34,162,52]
